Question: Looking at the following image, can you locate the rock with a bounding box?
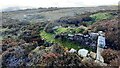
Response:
[89,51,96,59]
[69,48,77,53]
[64,47,69,52]
[32,46,40,52]
[95,60,107,66]
[78,49,88,57]
[82,57,93,63]
[81,57,94,67]
[96,54,104,63]
[89,33,99,39]
[98,31,105,36]
[39,46,46,50]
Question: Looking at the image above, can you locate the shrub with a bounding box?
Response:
[101,49,119,65]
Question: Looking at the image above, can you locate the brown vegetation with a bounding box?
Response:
[90,19,120,50]
[101,48,120,66]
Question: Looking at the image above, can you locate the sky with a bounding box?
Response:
[0,0,119,10]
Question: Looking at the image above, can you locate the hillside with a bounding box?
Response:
[1,6,120,67]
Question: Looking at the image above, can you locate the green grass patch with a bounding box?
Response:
[40,30,93,51]
[75,28,85,33]
[55,27,85,34]
[40,31,56,43]
[58,39,81,50]
[82,12,113,25]
[55,27,69,34]
[40,30,80,50]
[90,12,112,21]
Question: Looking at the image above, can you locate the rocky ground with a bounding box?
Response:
[1,6,120,67]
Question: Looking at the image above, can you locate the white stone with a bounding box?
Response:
[69,48,77,53]
[75,33,83,36]
[78,49,89,57]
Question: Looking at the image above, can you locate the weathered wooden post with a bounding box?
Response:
[96,31,105,63]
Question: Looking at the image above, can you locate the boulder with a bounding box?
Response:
[78,49,88,57]
[89,51,96,59]
[69,48,77,53]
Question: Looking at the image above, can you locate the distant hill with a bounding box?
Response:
[2,6,33,12]
[2,7,22,12]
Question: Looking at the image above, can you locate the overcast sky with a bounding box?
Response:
[0,0,119,10]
